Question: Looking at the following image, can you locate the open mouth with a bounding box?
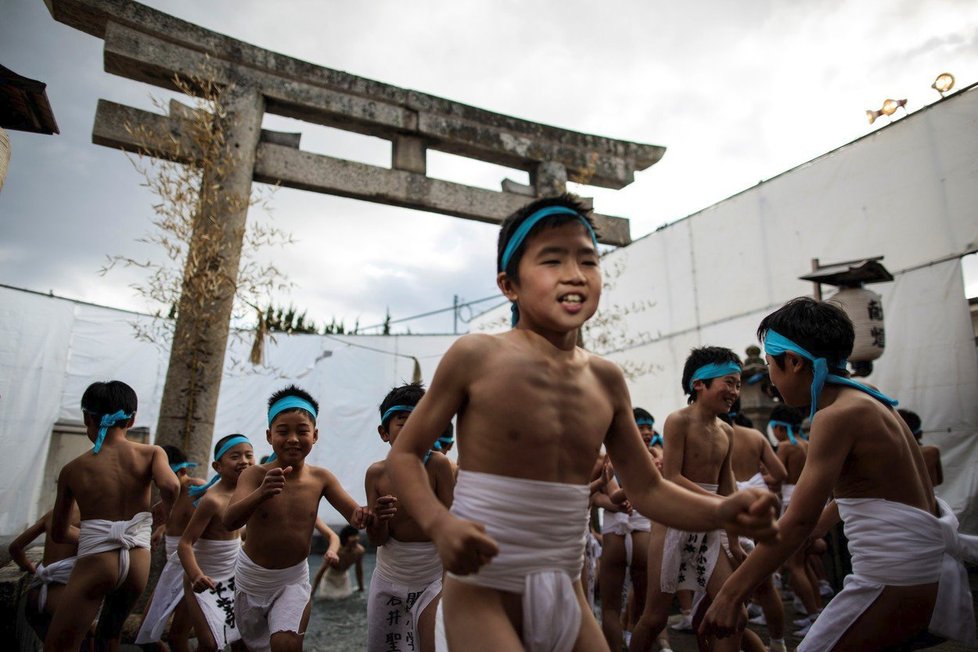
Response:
[559,293,585,311]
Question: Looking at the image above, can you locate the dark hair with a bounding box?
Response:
[681,347,742,404]
[633,407,654,423]
[80,380,138,427]
[379,382,426,428]
[259,454,273,464]
[339,525,360,545]
[769,404,804,428]
[267,385,319,424]
[757,297,854,375]
[496,194,597,284]
[161,445,188,466]
[214,434,247,458]
[897,409,922,437]
[729,398,754,428]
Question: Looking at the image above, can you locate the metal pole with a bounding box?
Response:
[453,295,459,334]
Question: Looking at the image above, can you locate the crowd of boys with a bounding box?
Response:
[7,195,977,652]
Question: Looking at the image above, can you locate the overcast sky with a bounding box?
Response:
[2,0,976,334]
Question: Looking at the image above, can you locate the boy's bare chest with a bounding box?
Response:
[254,476,322,523]
[681,429,729,476]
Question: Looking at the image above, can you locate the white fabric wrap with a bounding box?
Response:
[601,509,650,565]
[233,547,311,652]
[29,556,76,611]
[316,566,353,600]
[368,538,444,652]
[799,497,978,650]
[660,482,720,593]
[736,471,767,491]
[192,538,242,649]
[780,482,796,506]
[77,511,152,590]
[444,470,590,652]
[135,535,184,644]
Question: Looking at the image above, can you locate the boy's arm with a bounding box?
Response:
[811,499,840,541]
[760,437,788,483]
[225,465,285,530]
[178,495,218,592]
[432,454,455,509]
[702,407,854,638]
[322,469,369,529]
[50,469,75,544]
[718,427,746,561]
[603,366,777,539]
[364,464,394,546]
[355,553,364,591]
[315,518,341,566]
[661,414,720,497]
[8,513,47,573]
[151,446,181,521]
[387,336,498,574]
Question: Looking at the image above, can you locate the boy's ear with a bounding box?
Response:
[497,271,519,302]
[785,352,806,373]
[266,428,272,443]
[212,460,221,474]
[377,425,390,443]
[126,415,136,428]
[313,427,319,443]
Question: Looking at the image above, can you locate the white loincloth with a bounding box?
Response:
[135,535,185,644]
[367,537,443,652]
[660,483,720,593]
[191,538,242,649]
[234,547,311,652]
[29,556,76,612]
[601,508,651,566]
[316,566,353,600]
[736,471,767,491]
[780,483,795,515]
[437,469,590,652]
[77,511,152,589]
[799,497,978,651]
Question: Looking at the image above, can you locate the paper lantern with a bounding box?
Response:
[828,287,885,362]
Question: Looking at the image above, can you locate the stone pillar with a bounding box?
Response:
[153,82,264,469]
[532,160,567,197]
[393,135,426,174]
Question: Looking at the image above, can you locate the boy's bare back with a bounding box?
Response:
[431,329,622,484]
[166,474,207,536]
[194,484,241,541]
[230,462,337,568]
[777,438,807,484]
[366,454,453,542]
[731,425,774,481]
[61,441,164,521]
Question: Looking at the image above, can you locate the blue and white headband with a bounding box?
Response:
[499,205,600,327]
[188,435,252,503]
[688,361,742,392]
[433,433,455,451]
[381,404,414,427]
[86,410,133,454]
[649,434,663,447]
[768,419,799,446]
[268,396,318,425]
[635,418,655,427]
[763,329,897,423]
[170,461,198,473]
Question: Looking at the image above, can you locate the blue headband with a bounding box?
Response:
[635,418,655,427]
[188,435,252,502]
[170,461,198,473]
[499,206,600,327]
[89,410,133,454]
[763,329,897,423]
[433,433,455,451]
[769,419,799,445]
[381,404,414,427]
[649,434,663,447]
[688,361,742,392]
[268,396,318,425]
[264,452,277,463]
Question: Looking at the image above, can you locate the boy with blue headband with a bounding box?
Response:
[630,346,752,652]
[365,382,454,652]
[386,195,779,652]
[225,385,369,652]
[178,434,255,652]
[703,297,978,650]
[45,380,181,652]
[136,444,206,649]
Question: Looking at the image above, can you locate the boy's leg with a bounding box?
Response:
[417,594,440,652]
[702,551,742,652]
[95,548,150,651]
[598,533,627,650]
[752,575,785,641]
[818,583,937,651]
[268,598,311,652]
[628,525,673,652]
[442,577,523,651]
[44,553,120,652]
[180,577,218,652]
[571,579,612,652]
[166,601,192,652]
[787,550,820,618]
[629,531,650,626]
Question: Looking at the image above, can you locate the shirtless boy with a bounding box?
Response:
[178,434,255,652]
[768,404,822,634]
[224,385,369,652]
[386,195,779,652]
[703,297,978,650]
[899,409,943,487]
[44,380,181,652]
[629,346,750,652]
[313,525,365,599]
[364,382,455,652]
[8,503,81,639]
[136,444,205,649]
[727,406,788,652]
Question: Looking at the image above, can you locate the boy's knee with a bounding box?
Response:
[270,630,304,652]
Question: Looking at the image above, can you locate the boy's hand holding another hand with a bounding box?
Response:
[718,488,779,542]
[372,495,397,521]
[430,513,499,575]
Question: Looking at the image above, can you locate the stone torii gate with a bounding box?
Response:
[47,0,666,467]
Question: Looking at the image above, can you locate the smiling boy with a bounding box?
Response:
[386,195,779,652]
[224,385,369,652]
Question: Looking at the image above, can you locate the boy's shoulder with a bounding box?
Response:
[365,459,387,480]
[425,451,454,473]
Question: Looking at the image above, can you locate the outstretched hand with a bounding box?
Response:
[431,513,499,575]
[609,488,633,514]
[718,488,779,542]
[260,466,292,500]
[372,495,398,521]
[323,550,340,567]
[350,505,371,529]
[699,590,746,639]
